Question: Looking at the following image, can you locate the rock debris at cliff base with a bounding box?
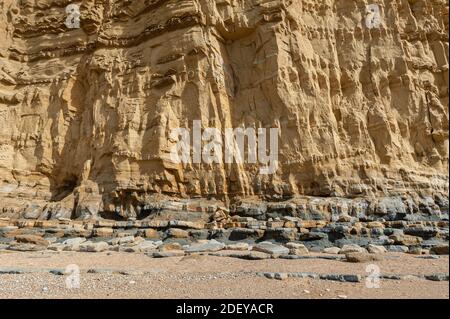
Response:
[0,0,448,224]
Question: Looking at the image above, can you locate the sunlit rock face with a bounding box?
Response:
[0,0,448,220]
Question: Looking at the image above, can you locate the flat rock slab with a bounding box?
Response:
[79,241,109,252]
[253,242,289,255]
[238,252,271,260]
[185,240,225,253]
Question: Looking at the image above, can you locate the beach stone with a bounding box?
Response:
[118,236,136,245]
[345,252,382,263]
[339,244,367,254]
[185,240,225,253]
[285,242,309,255]
[62,237,86,251]
[430,244,449,255]
[320,274,362,283]
[408,246,424,255]
[79,241,109,252]
[253,242,289,255]
[323,247,341,254]
[122,240,158,253]
[367,244,387,254]
[387,245,409,253]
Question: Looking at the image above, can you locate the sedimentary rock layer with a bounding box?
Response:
[0,0,448,220]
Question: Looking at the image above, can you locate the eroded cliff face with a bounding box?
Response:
[0,0,448,221]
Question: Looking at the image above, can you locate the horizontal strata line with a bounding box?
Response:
[8,14,203,63]
[12,0,172,38]
[9,24,448,64]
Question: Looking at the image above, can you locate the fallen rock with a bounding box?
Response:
[185,240,225,253]
[253,242,289,255]
[408,246,423,255]
[430,244,449,255]
[118,236,136,245]
[345,252,382,263]
[339,244,367,254]
[387,245,409,253]
[285,242,309,255]
[62,237,86,251]
[122,241,158,253]
[79,241,109,252]
[367,244,387,254]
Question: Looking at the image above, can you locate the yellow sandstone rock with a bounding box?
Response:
[0,0,447,220]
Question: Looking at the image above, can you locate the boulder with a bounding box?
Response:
[285,242,309,255]
[339,244,367,254]
[345,252,382,263]
[367,244,387,254]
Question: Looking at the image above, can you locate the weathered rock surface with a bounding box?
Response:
[0,0,447,222]
[345,252,382,263]
[253,241,289,255]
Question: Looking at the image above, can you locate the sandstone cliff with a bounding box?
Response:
[0,0,448,221]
